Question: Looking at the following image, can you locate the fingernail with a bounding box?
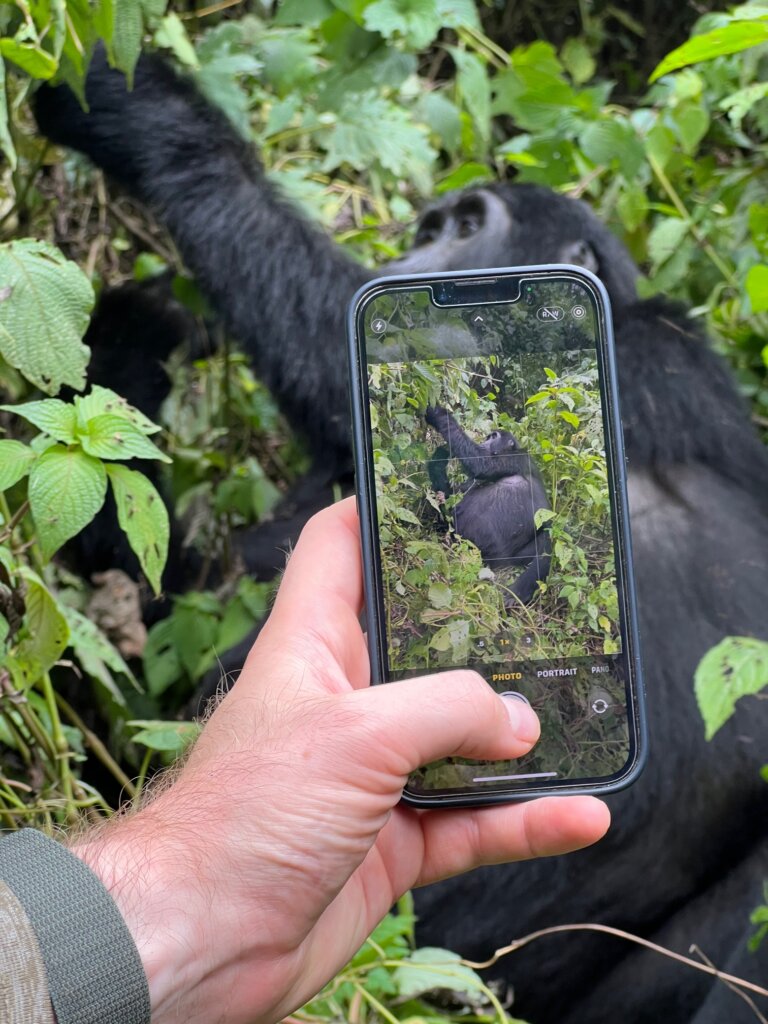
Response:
[501,694,540,744]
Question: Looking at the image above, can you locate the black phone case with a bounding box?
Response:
[347,265,647,807]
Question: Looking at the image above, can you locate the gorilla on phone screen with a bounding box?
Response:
[425,406,551,604]
[33,51,768,1024]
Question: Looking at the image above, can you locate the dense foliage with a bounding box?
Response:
[0,0,767,1002]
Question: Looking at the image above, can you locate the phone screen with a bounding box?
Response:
[351,270,643,801]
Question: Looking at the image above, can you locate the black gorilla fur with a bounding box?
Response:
[425,406,552,603]
[34,53,768,1023]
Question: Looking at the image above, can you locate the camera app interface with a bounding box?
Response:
[362,278,632,794]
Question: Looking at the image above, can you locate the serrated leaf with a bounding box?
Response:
[107,464,169,595]
[0,240,92,394]
[2,398,77,443]
[650,20,768,81]
[61,604,136,699]
[363,0,442,50]
[73,385,160,435]
[129,719,201,754]
[694,636,768,740]
[14,569,70,686]
[428,582,452,609]
[79,413,171,462]
[28,447,107,560]
[0,440,36,491]
[112,0,143,83]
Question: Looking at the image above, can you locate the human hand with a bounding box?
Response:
[72,498,609,1024]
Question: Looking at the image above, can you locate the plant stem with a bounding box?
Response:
[54,693,136,799]
[648,155,738,288]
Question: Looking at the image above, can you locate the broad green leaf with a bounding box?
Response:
[617,183,649,232]
[670,102,709,155]
[746,265,768,313]
[78,413,171,462]
[28,446,107,560]
[0,240,92,395]
[363,0,442,50]
[0,440,36,491]
[143,618,182,697]
[694,636,768,740]
[75,385,161,434]
[647,218,690,268]
[561,37,596,84]
[112,0,143,83]
[719,82,768,128]
[155,12,199,68]
[579,118,644,179]
[129,719,201,754]
[107,464,169,595]
[428,582,452,609]
[394,947,485,1000]
[650,20,768,81]
[449,47,491,148]
[61,604,136,702]
[14,569,70,686]
[2,398,77,443]
[0,57,16,170]
[0,38,58,79]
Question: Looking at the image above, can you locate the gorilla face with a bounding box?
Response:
[387,184,640,308]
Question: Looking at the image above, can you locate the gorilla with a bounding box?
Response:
[32,52,768,1024]
[425,406,552,604]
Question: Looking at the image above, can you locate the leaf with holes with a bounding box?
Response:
[28,447,107,560]
[79,414,171,462]
[0,241,92,394]
[695,636,768,740]
[74,386,162,435]
[107,464,169,595]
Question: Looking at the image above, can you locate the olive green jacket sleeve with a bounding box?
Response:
[0,879,56,1024]
[0,829,150,1024]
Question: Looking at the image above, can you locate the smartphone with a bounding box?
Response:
[347,266,646,807]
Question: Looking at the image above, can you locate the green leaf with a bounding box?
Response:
[78,413,171,462]
[649,20,768,81]
[0,440,36,491]
[112,0,143,83]
[670,102,709,155]
[617,183,649,232]
[2,398,77,443]
[143,618,182,697]
[75,385,161,434]
[719,82,768,128]
[449,47,491,148]
[14,569,70,685]
[647,218,690,268]
[579,118,644,179]
[0,57,16,170]
[107,464,169,595]
[363,0,441,49]
[28,447,107,560]
[154,12,199,68]
[428,582,452,609]
[394,947,485,1000]
[61,604,136,698]
[129,719,201,754]
[694,636,768,740]
[0,240,93,395]
[561,37,596,85]
[746,265,768,313]
[0,38,58,79]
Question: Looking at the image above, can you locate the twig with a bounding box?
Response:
[54,692,136,799]
[463,923,768,1004]
[691,944,768,1024]
[107,201,178,265]
[181,0,244,20]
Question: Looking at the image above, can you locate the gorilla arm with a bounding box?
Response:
[34,52,369,473]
